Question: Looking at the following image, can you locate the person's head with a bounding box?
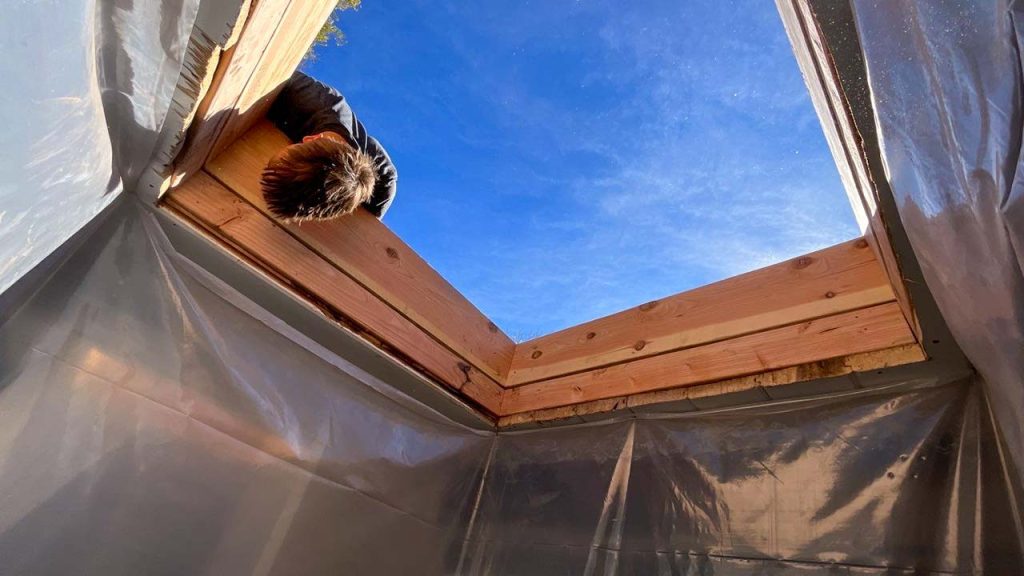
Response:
[261,132,377,221]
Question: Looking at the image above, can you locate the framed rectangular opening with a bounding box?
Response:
[162,0,926,425]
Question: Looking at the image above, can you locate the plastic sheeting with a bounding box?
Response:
[0,0,198,295]
[463,380,1024,574]
[2,0,1023,573]
[850,2,1024,502]
[0,202,1019,573]
[0,203,492,575]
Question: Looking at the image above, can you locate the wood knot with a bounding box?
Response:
[825,291,836,298]
[586,331,597,340]
[633,340,646,351]
[385,247,399,259]
[531,350,543,359]
[854,238,869,249]
[793,256,814,270]
[487,321,499,333]
[638,300,659,312]
[457,362,471,374]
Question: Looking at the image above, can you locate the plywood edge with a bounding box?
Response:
[497,343,926,428]
[162,171,504,416]
[507,237,894,386]
[499,302,916,415]
[205,121,516,381]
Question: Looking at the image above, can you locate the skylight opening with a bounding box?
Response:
[302,0,858,340]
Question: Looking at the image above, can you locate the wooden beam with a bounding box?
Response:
[776,0,921,341]
[163,171,504,416]
[500,302,915,415]
[497,343,926,427]
[208,0,338,161]
[172,0,335,186]
[508,238,894,385]
[205,121,516,381]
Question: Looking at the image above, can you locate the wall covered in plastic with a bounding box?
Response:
[0,203,493,575]
[850,1,1024,496]
[0,0,198,296]
[460,378,1021,574]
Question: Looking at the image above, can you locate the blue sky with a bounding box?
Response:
[303,0,857,341]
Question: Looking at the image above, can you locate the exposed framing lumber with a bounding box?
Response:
[163,171,504,416]
[497,343,926,428]
[164,121,921,421]
[205,121,516,381]
[500,302,915,415]
[509,238,894,386]
[776,0,921,340]
[171,0,336,187]
[161,0,931,424]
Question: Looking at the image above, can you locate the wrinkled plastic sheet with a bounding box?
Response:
[0,202,1019,574]
[462,379,1022,574]
[0,203,492,575]
[0,0,198,295]
[850,1,1024,506]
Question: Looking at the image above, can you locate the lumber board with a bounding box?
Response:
[500,302,915,415]
[173,0,291,184]
[208,0,338,161]
[497,343,927,427]
[508,238,894,385]
[776,0,920,340]
[164,171,504,416]
[172,0,335,186]
[205,121,516,381]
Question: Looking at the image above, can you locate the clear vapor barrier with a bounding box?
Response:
[851,1,1024,500]
[0,203,493,575]
[0,0,199,295]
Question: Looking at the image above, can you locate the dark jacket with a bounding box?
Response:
[268,71,397,218]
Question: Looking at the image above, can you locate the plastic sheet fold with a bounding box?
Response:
[0,203,492,575]
[0,0,198,295]
[850,0,1024,509]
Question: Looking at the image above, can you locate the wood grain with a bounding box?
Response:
[500,302,915,415]
[208,0,338,161]
[508,238,894,385]
[777,0,920,340]
[497,343,926,427]
[205,121,516,381]
[164,171,504,416]
[172,0,335,185]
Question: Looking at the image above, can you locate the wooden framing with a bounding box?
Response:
[164,171,505,416]
[171,0,337,187]
[776,0,922,340]
[508,237,894,386]
[498,343,926,428]
[204,121,516,381]
[163,119,922,425]
[162,0,928,426]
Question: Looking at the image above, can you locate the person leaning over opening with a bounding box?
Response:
[261,71,397,221]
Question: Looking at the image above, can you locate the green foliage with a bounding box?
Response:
[305,0,362,63]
